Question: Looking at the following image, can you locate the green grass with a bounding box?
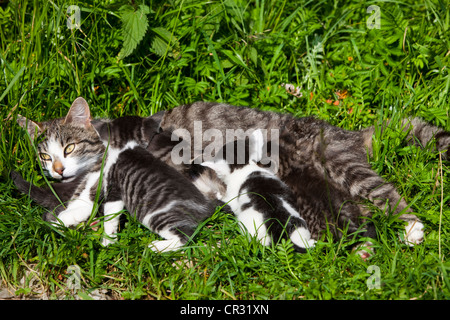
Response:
[1,0,449,300]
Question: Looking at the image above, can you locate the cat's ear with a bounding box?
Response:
[249,129,264,163]
[64,97,92,128]
[17,115,43,140]
[201,160,230,178]
[143,118,161,132]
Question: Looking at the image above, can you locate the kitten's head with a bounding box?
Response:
[201,129,267,181]
[92,116,160,149]
[18,97,105,181]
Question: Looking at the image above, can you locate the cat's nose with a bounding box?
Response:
[53,162,64,175]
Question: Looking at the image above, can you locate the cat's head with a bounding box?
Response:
[201,129,268,181]
[92,116,161,149]
[18,97,105,182]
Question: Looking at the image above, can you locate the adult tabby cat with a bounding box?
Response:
[16,99,105,183]
[13,98,219,221]
[15,98,450,246]
[155,102,450,245]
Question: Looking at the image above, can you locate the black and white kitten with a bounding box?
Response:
[55,116,214,252]
[201,129,316,252]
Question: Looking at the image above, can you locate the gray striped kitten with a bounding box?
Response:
[55,116,214,251]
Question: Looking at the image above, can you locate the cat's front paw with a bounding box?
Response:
[55,200,94,227]
[403,220,424,246]
[53,210,78,227]
[56,209,83,227]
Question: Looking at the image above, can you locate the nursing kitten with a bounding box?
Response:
[201,129,316,252]
[56,116,214,251]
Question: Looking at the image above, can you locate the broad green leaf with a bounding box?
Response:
[151,27,180,58]
[118,4,150,59]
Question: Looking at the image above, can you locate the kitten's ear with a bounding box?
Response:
[149,110,165,126]
[17,115,42,140]
[64,97,92,128]
[249,129,264,163]
[201,160,230,178]
[142,117,161,141]
[91,121,110,142]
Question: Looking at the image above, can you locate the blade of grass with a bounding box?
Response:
[0,66,26,103]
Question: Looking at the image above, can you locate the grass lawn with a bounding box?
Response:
[0,0,449,300]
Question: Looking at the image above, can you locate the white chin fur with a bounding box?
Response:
[47,170,62,180]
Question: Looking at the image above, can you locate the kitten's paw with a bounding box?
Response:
[149,239,183,253]
[290,227,316,249]
[259,235,272,247]
[101,236,117,247]
[403,220,424,246]
[56,210,80,227]
[306,239,317,248]
[353,241,375,260]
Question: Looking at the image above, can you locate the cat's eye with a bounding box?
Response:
[40,153,51,161]
[64,143,75,156]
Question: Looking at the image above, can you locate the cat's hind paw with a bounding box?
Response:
[149,238,183,253]
[403,220,424,246]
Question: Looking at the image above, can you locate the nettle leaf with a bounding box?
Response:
[151,27,180,58]
[118,4,150,59]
